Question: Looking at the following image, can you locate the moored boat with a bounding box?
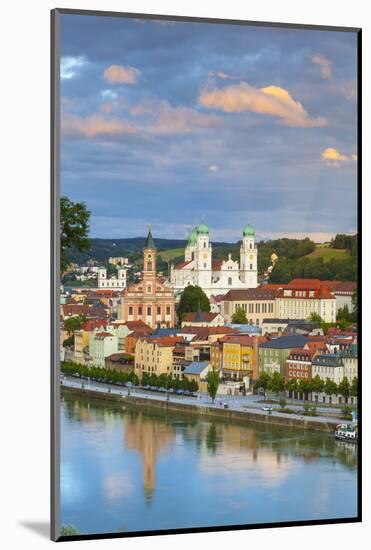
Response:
[334,422,358,443]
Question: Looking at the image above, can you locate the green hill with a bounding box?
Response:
[305,247,347,262]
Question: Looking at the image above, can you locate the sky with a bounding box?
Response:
[60,14,358,243]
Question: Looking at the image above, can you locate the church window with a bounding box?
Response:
[166,306,171,315]
[147,306,151,316]
[147,285,152,293]
[157,306,161,315]
[204,242,206,248]
[147,261,152,271]
[250,243,253,249]
[138,306,142,316]
[129,306,133,315]
[228,277,232,285]
[250,264,253,270]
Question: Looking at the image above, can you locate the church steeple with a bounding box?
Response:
[145,225,156,250]
[143,225,156,273]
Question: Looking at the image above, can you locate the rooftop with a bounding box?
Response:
[183,361,210,375]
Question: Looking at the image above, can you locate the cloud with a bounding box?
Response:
[131,100,222,134]
[311,53,333,80]
[61,113,137,138]
[351,153,357,161]
[208,164,219,172]
[199,82,327,128]
[61,56,87,79]
[321,147,348,162]
[103,64,141,84]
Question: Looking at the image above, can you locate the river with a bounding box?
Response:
[60,392,358,536]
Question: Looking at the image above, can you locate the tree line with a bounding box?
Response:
[61,361,199,392]
[255,371,358,402]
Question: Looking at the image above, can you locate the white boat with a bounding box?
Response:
[334,422,358,442]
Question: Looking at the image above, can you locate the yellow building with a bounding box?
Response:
[135,336,182,377]
[222,335,256,382]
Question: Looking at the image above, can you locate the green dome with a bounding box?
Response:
[188,229,197,245]
[197,223,209,235]
[243,224,255,237]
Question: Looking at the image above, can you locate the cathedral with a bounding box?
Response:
[170,223,258,298]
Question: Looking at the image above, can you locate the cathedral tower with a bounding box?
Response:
[194,223,212,289]
[240,224,258,287]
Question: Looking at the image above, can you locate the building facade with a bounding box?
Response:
[119,229,175,329]
[275,279,336,322]
[170,223,258,297]
[98,266,127,289]
[134,336,181,377]
[221,288,277,325]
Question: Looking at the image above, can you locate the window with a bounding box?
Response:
[204,262,207,268]
[138,306,142,315]
[166,306,171,315]
[147,306,151,316]
[147,261,152,271]
[147,285,152,293]
[250,264,253,270]
[157,306,161,315]
[228,277,232,285]
[129,306,133,315]
[204,242,206,248]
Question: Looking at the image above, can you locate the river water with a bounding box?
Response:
[60,393,358,536]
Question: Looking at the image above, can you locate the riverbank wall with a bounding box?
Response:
[61,385,337,433]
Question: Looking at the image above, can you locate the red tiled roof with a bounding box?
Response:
[212,259,224,271]
[223,288,278,301]
[95,331,114,338]
[287,348,317,360]
[139,336,184,347]
[334,282,357,294]
[173,260,192,270]
[182,311,219,322]
[125,320,153,332]
[82,319,106,331]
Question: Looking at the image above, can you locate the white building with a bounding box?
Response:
[170,223,258,298]
[98,266,127,289]
[275,279,336,323]
[333,282,357,313]
[88,330,118,368]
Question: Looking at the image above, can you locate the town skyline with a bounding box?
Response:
[60,15,357,241]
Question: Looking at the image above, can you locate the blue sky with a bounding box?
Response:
[60,14,358,243]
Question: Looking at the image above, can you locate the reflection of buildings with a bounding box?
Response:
[124,411,174,502]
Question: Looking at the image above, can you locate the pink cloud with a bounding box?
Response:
[103,65,141,84]
[311,53,333,80]
[61,113,137,138]
[131,100,223,134]
[199,82,327,128]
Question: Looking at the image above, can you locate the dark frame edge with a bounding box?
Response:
[51,7,61,543]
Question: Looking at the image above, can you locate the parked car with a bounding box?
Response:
[223,403,229,409]
[261,405,274,412]
[183,390,191,396]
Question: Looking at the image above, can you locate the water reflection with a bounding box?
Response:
[60,394,358,535]
[124,410,175,503]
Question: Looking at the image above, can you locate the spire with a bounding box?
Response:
[195,300,205,322]
[145,224,156,249]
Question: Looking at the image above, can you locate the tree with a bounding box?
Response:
[308,312,323,324]
[206,368,220,403]
[350,376,358,398]
[177,285,210,321]
[255,371,272,400]
[231,306,248,324]
[61,196,90,271]
[64,315,87,336]
[271,372,285,398]
[60,524,81,536]
[286,378,298,403]
[338,377,351,401]
[351,289,358,320]
[311,374,325,395]
[337,305,352,324]
[324,378,338,397]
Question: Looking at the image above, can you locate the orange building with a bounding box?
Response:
[119,228,175,329]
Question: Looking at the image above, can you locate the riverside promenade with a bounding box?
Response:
[60,375,345,433]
